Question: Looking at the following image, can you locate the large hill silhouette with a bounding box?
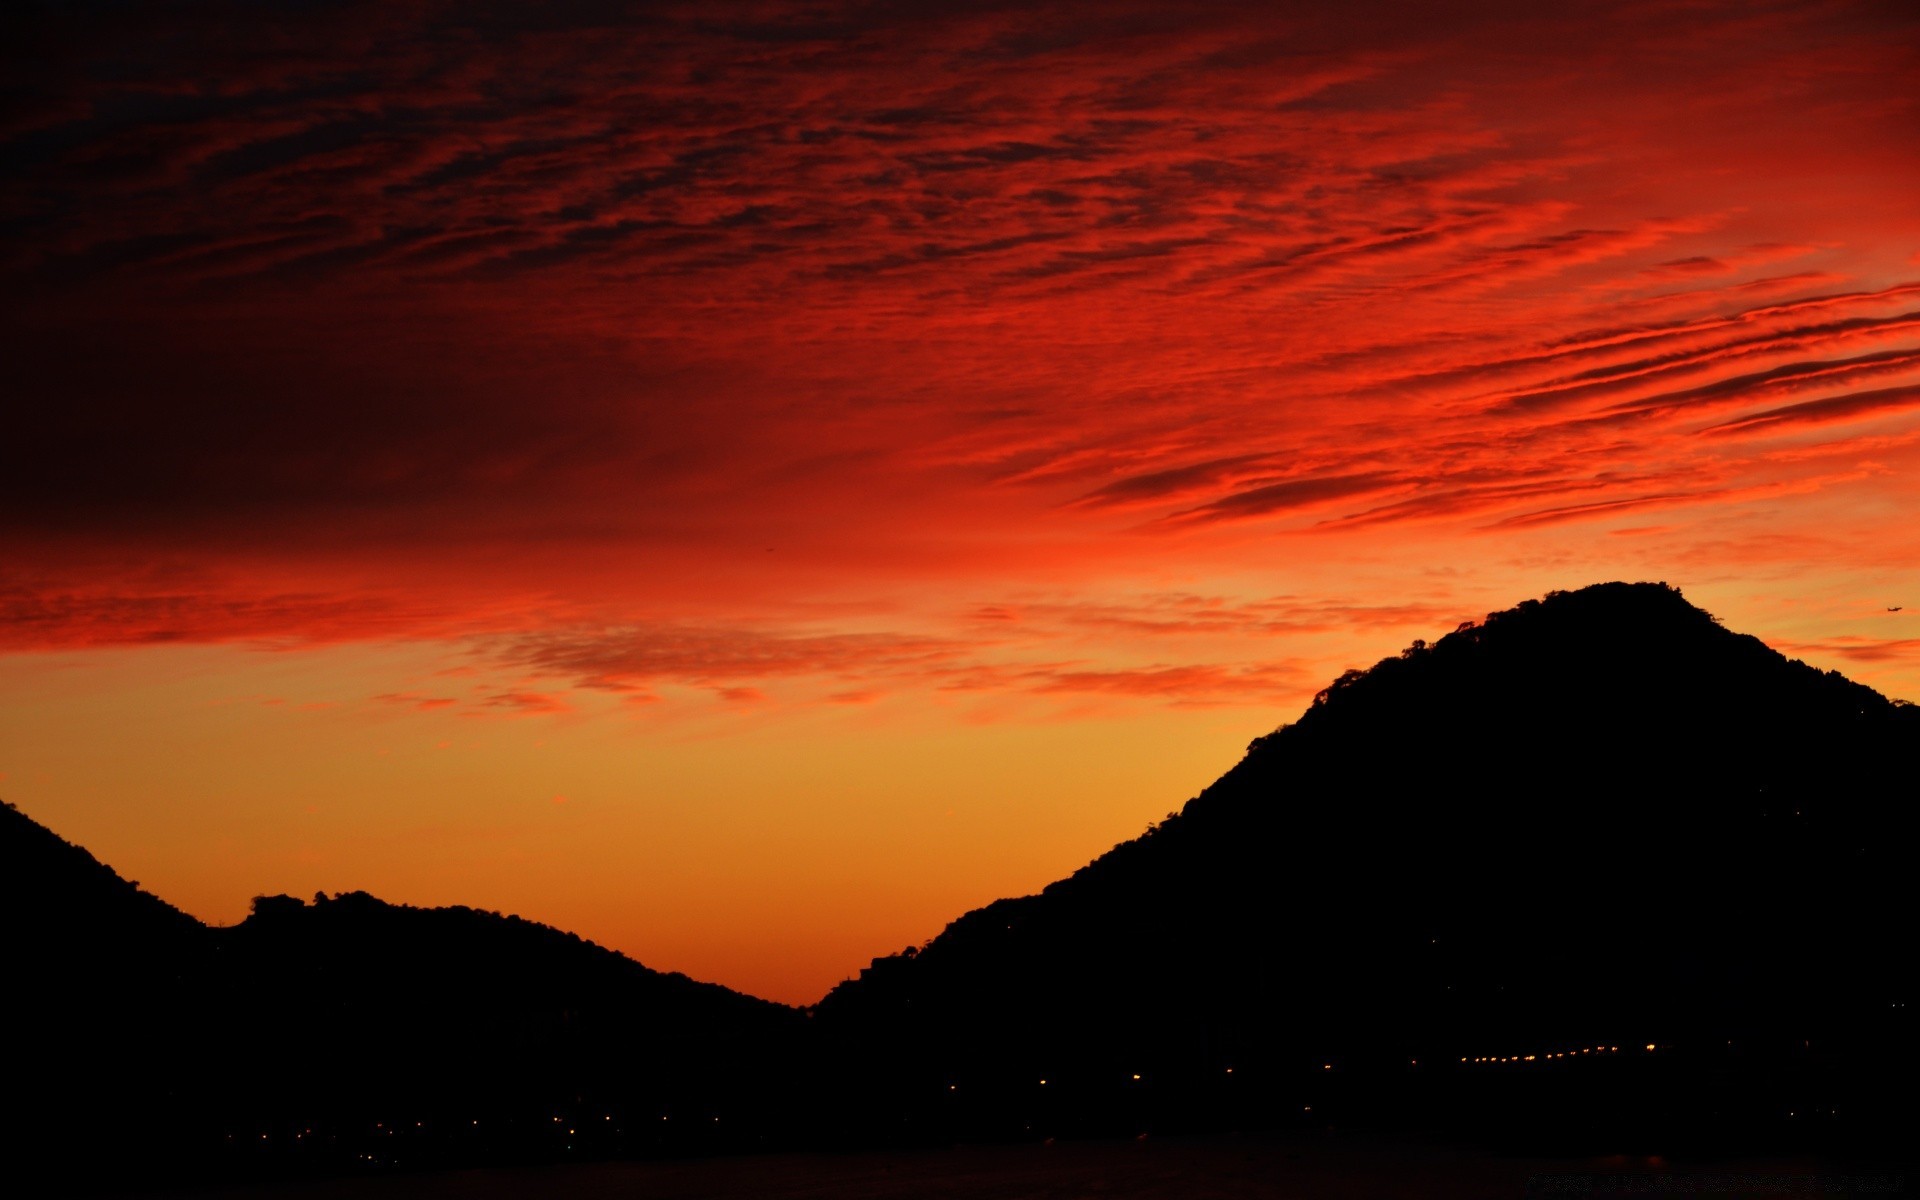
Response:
[813,582,1915,1147]
[3,582,1913,1185]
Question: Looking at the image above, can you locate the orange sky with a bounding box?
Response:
[4,0,1918,1004]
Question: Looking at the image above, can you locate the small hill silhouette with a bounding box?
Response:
[0,809,802,1186]
[814,582,1916,1147]
[206,891,801,1140]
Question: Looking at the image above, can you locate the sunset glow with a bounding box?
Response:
[4,1,1917,1003]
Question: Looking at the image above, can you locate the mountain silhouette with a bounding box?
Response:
[3,582,1912,1187]
[2,802,214,1181]
[0,801,202,951]
[814,582,1915,1147]
[0,806,802,1185]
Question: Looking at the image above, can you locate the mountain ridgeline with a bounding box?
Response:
[0,806,805,1183]
[811,582,1915,1144]
[3,582,1913,1183]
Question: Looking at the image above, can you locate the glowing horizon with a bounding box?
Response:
[4,0,1917,1004]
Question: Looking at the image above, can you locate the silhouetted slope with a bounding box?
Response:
[0,806,801,1184]
[1,802,212,1180]
[815,583,1916,1145]
[0,800,202,953]
[203,892,803,1144]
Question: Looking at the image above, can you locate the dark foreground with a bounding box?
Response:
[10,588,1917,1197]
[133,1131,1905,1200]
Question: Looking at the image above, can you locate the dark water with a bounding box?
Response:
[134,1131,1898,1200]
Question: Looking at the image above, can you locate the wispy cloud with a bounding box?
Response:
[4,0,1917,711]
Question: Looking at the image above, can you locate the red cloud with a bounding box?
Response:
[1775,637,1920,666]
[1704,382,1920,437]
[2,0,1916,698]
[477,690,573,717]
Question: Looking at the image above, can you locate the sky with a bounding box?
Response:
[4,0,1918,1004]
